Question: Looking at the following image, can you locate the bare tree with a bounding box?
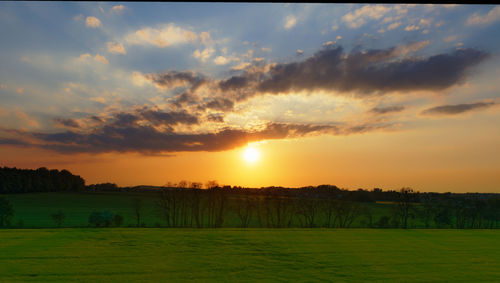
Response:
[133,198,142,227]
[335,201,362,228]
[394,187,414,229]
[295,197,320,228]
[235,189,255,228]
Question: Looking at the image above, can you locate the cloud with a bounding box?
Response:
[421,102,495,115]
[370,106,405,114]
[207,114,224,123]
[296,49,304,55]
[405,25,419,31]
[145,71,205,92]
[256,46,488,96]
[16,87,24,94]
[77,53,108,64]
[93,54,108,64]
[214,56,231,65]
[198,97,235,112]
[200,32,212,44]
[73,14,83,21]
[125,24,199,48]
[393,40,430,56]
[111,5,126,12]
[193,47,215,63]
[284,15,297,30]
[107,42,126,55]
[231,62,252,71]
[387,22,401,30]
[54,118,81,129]
[131,71,151,86]
[2,115,390,154]
[342,5,392,28]
[261,47,272,52]
[444,35,457,43]
[90,97,107,104]
[466,6,500,26]
[85,16,101,28]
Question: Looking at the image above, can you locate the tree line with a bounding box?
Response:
[1,168,499,229]
[0,167,85,193]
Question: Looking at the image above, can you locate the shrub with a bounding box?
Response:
[88,211,114,227]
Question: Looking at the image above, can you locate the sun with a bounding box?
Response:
[243,146,260,164]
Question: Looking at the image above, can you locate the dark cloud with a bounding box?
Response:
[23,122,337,154]
[218,76,249,92]
[421,102,495,115]
[138,109,199,126]
[0,116,390,154]
[140,45,489,114]
[257,46,489,96]
[53,118,80,128]
[370,105,406,114]
[146,71,205,91]
[207,114,224,123]
[198,97,235,112]
[147,71,206,108]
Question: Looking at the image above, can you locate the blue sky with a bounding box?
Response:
[0,3,499,190]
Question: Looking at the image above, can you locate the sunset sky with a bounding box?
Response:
[0,3,499,192]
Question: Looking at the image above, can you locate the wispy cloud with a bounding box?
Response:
[421,102,496,115]
[466,6,500,26]
[370,106,405,114]
[284,15,297,30]
[342,5,392,29]
[125,24,200,48]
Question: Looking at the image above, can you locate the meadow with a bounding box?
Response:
[0,228,499,282]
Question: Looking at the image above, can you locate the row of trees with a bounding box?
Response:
[151,187,500,229]
[0,167,85,193]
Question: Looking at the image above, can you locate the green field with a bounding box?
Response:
[0,229,499,282]
[5,192,393,228]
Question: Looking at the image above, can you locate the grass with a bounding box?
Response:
[0,229,499,282]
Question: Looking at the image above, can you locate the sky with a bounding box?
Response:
[0,3,499,192]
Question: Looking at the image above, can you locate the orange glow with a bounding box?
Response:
[242,146,260,164]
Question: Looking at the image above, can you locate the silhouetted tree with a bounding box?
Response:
[234,189,255,228]
[334,201,362,228]
[295,197,320,228]
[133,198,142,227]
[394,188,414,229]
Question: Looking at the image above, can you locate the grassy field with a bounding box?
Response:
[0,229,499,282]
[5,192,393,228]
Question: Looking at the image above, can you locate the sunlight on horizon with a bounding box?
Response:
[242,146,260,164]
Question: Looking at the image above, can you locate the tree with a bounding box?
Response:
[0,197,14,227]
[394,188,414,229]
[50,210,66,227]
[133,198,142,227]
[234,189,255,228]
